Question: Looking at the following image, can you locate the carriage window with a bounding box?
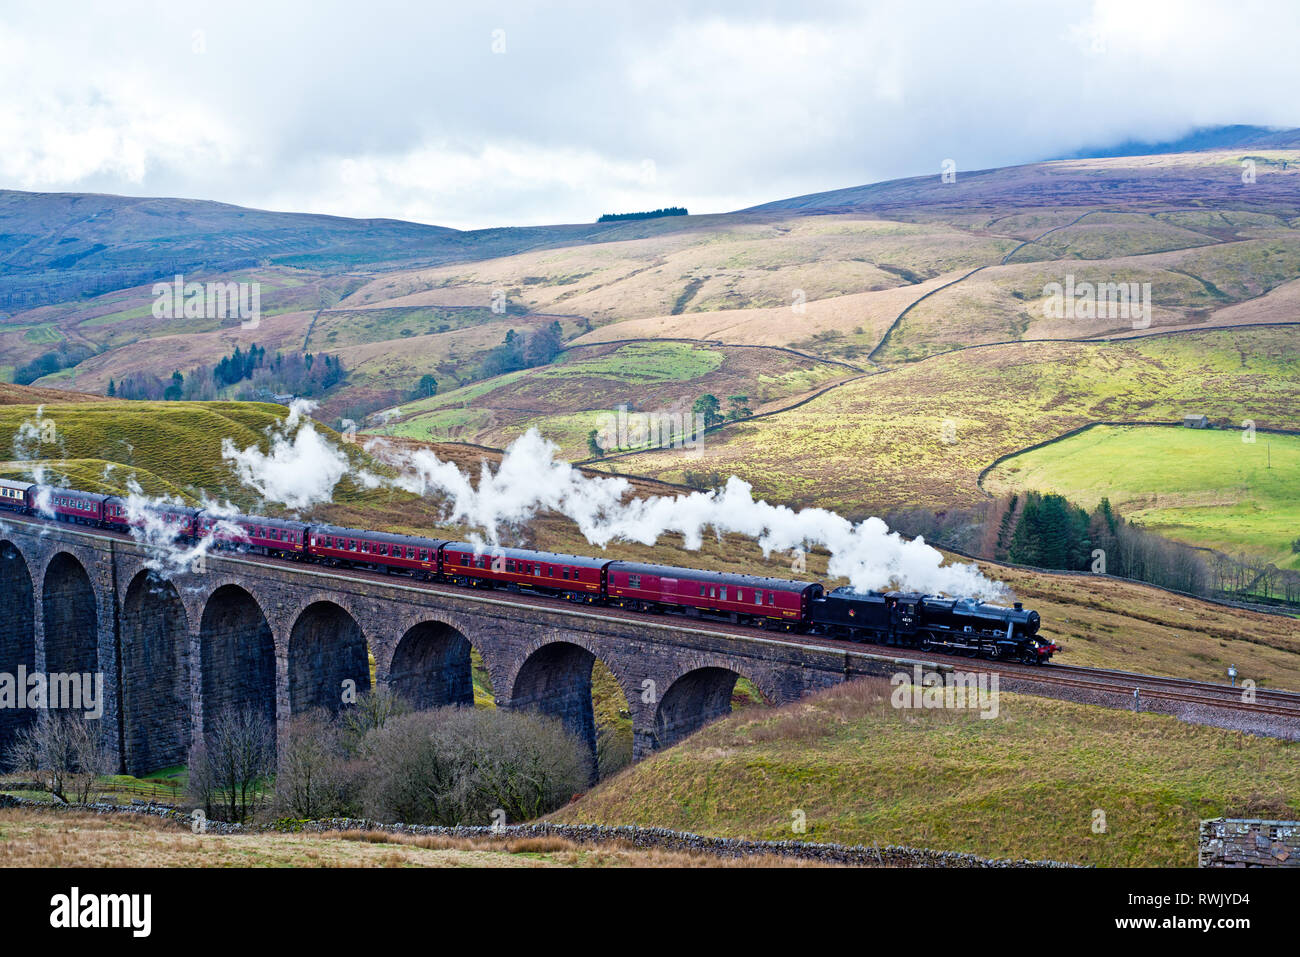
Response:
[766,592,775,605]
[418,549,427,561]
[562,568,570,580]
[719,587,727,601]
[700,585,706,597]
[754,591,762,604]
[506,560,516,572]
[629,574,641,588]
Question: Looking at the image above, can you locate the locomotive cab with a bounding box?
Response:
[886,592,923,636]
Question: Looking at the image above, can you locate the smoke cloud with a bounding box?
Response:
[118,477,243,574]
[386,428,1007,599]
[7,400,1005,598]
[221,399,352,510]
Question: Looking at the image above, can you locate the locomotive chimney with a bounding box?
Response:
[1014,602,1023,611]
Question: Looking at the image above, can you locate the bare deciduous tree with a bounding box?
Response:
[339,687,410,754]
[187,708,275,823]
[274,709,356,820]
[6,712,110,804]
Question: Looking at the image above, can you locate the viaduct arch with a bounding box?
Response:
[1,519,904,777]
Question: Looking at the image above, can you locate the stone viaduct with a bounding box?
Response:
[0,517,916,777]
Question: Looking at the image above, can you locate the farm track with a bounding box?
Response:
[7,513,1300,738]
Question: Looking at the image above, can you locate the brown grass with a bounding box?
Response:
[0,809,835,867]
[321,828,834,867]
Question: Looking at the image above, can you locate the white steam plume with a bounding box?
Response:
[118,476,244,574]
[221,399,353,509]
[12,406,58,516]
[386,428,1007,599]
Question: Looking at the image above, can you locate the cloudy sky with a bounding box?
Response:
[2,0,1298,229]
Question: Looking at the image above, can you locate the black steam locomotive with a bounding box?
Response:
[809,587,1055,663]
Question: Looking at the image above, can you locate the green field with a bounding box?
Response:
[604,327,1300,512]
[986,425,1300,570]
[552,676,1300,867]
[367,340,848,457]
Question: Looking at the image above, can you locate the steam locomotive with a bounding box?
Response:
[0,478,1056,663]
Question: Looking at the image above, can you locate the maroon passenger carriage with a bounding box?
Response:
[606,561,822,630]
[0,479,34,512]
[439,542,610,601]
[102,497,200,537]
[307,524,443,578]
[39,486,109,525]
[195,512,308,559]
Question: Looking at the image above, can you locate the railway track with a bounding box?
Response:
[6,512,1300,729]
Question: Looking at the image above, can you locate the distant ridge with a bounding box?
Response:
[0,191,709,306]
[745,127,1300,216]
[1055,124,1300,160]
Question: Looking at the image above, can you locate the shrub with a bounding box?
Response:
[359,707,588,827]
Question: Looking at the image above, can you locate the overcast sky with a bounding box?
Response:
[2,0,1298,230]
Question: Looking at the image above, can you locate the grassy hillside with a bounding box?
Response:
[0,400,375,508]
[599,327,1300,512]
[367,340,852,457]
[341,215,1012,325]
[551,676,1300,867]
[987,425,1300,571]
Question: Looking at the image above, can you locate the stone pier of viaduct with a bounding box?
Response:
[0,518,923,777]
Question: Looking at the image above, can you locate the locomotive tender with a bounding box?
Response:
[0,478,1056,663]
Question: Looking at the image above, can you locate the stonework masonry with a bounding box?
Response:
[0,518,935,776]
[1199,819,1299,867]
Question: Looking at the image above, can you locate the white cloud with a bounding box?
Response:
[1,0,1298,227]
